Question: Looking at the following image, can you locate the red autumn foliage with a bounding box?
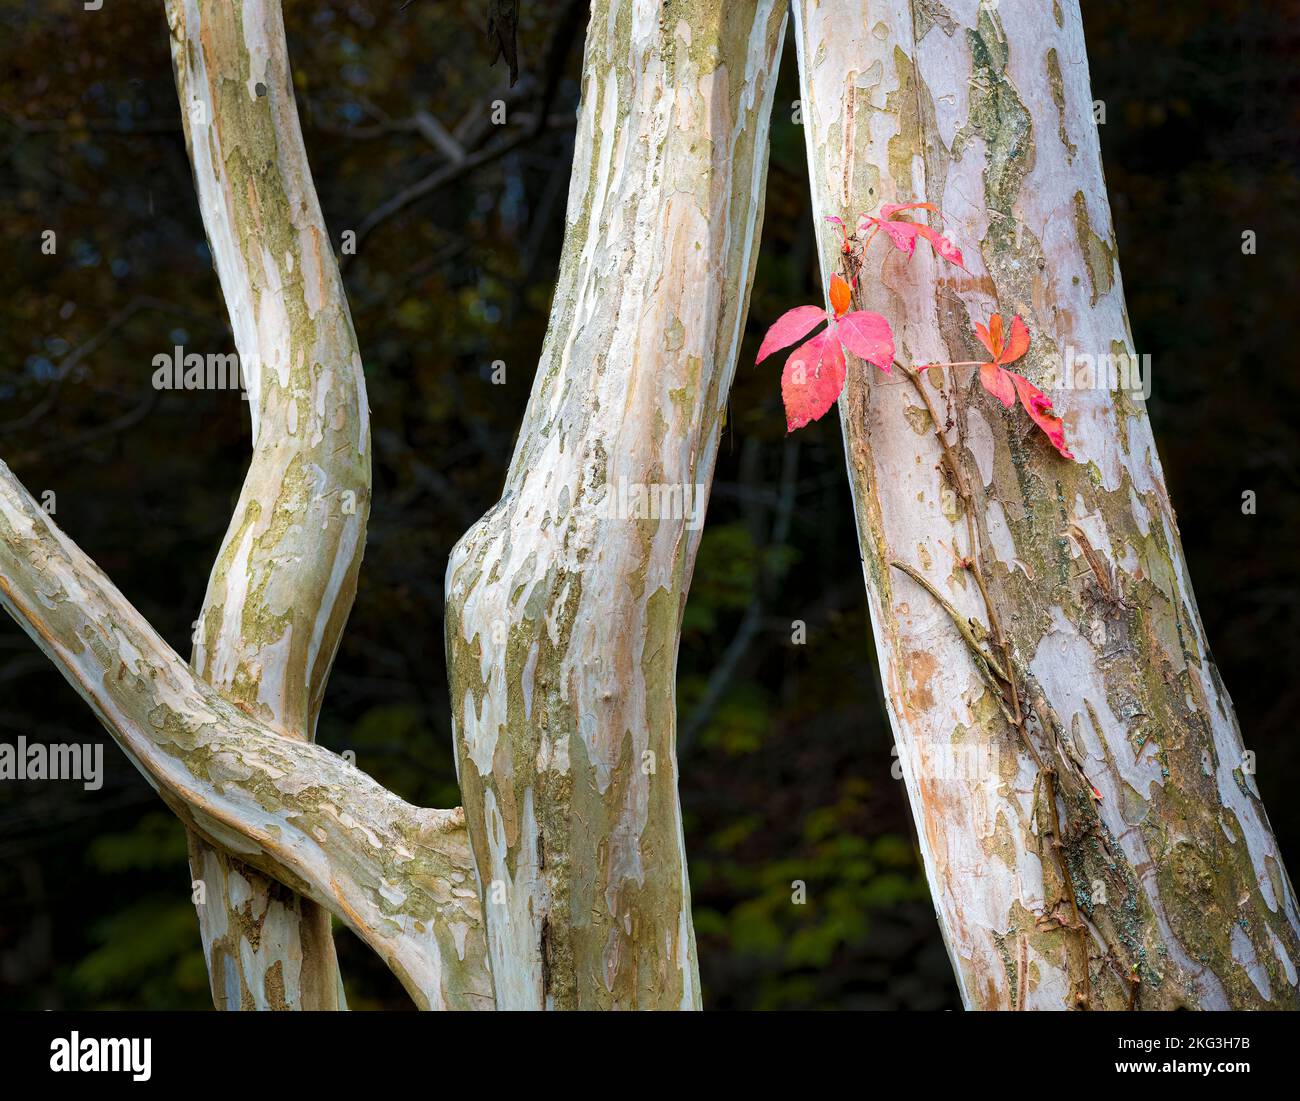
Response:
[756,273,892,432]
[971,314,1074,460]
[758,203,1073,459]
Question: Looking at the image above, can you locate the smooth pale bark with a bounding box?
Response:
[445,0,788,1008]
[0,462,493,1009]
[165,0,368,1010]
[793,0,1299,1008]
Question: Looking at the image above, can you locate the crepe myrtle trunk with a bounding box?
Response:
[443,0,789,1009]
[0,0,793,1011]
[164,0,369,1010]
[792,0,1300,1008]
[5,0,491,1012]
[0,457,494,1009]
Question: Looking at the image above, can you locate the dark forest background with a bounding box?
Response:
[0,0,1296,1009]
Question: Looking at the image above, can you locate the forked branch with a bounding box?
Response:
[0,460,493,1010]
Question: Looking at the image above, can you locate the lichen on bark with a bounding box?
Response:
[165,0,374,1010]
[444,0,790,1009]
[792,0,1299,1008]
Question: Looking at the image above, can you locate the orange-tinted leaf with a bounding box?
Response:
[973,321,995,358]
[989,314,1004,358]
[998,315,1030,365]
[756,304,827,364]
[835,311,894,372]
[829,273,853,318]
[1009,371,1074,459]
[782,331,847,432]
[980,363,1016,408]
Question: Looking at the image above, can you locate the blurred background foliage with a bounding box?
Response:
[0,0,1295,1009]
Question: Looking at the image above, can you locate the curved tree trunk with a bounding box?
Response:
[444,0,789,1008]
[165,0,369,1010]
[792,0,1300,1008]
[0,461,493,1010]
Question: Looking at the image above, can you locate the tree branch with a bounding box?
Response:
[164,0,384,1010]
[0,459,493,1010]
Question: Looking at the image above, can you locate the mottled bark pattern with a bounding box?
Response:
[165,0,372,1009]
[445,0,789,1008]
[794,0,1299,1008]
[0,462,493,1010]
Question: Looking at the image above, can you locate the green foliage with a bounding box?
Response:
[71,900,210,1008]
[682,522,760,635]
[86,813,188,874]
[689,768,936,1007]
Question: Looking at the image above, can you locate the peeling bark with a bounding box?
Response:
[164,0,371,1010]
[793,0,1299,1008]
[445,0,789,1008]
[0,461,493,1010]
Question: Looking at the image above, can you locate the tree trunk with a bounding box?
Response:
[0,460,493,1009]
[163,0,370,1010]
[792,0,1300,1008]
[444,0,789,1008]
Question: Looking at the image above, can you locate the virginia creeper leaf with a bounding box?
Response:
[756,305,826,364]
[879,201,939,219]
[829,273,852,318]
[782,331,846,432]
[874,219,920,257]
[1009,371,1074,459]
[989,313,1005,356]
[837,310,894,372]
[859,204,966,271]
[913,224,966,270]
[1001,315,1030,363]
[980,363,1017,408]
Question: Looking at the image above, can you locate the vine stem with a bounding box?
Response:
[896,358,1091,1009]
[835,243,1098,1006]
[899,358,1092,1008]
[897,363,1024,724]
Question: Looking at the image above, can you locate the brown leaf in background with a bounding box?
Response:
[487,0,520,85]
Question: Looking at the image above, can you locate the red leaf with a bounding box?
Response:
[974,321,995,358]
[829,273,853,318]
[836,311,894,372]
[782,331,847,432]
[880,201,939,219]
[914,224,966,270]
[874,218,920,257]
[980,363,1016,408]
[756,305,827,364]
[998,315,1030,364]
[1009,372,1074,459]
[863,205,965,269]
